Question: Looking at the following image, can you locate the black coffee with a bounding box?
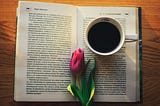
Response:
[88,22,121,53]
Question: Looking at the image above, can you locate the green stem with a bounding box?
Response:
[76,75,81,89]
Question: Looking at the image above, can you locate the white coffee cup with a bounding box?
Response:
[85,17,125,56]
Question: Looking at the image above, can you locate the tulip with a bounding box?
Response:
[67,48,96,106]
[70,48,85,76]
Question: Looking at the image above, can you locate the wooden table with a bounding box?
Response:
[0,0,160,106]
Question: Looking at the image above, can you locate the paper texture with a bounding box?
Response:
[15,1,76,101]
[77,6,140,102]
[15,1,140,102]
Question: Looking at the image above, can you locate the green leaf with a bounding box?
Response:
[81,59,90,103]
[87,77,95,106]
[85,59,91,71]
[88,59,96,93]
[67,84,74,96]
[87,59,96,105]
[70,83,85,106]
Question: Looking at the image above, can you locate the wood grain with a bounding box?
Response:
[0,0,160,106]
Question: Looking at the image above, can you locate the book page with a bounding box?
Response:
[15,1,77,101]
[77,6,140,102]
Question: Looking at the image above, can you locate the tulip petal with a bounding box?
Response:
[70,48,84,75]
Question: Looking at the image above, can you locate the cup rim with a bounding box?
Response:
[85,17,125,56]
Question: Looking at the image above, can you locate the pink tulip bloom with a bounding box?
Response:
[70,48,85,75]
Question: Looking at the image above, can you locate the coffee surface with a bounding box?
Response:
[88,22,121,53]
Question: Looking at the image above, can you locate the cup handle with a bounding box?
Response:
[125,34,139,42]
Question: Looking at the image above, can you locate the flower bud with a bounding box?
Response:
[70,48,84,75]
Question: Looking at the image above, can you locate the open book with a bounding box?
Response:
[15,1,142,102]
